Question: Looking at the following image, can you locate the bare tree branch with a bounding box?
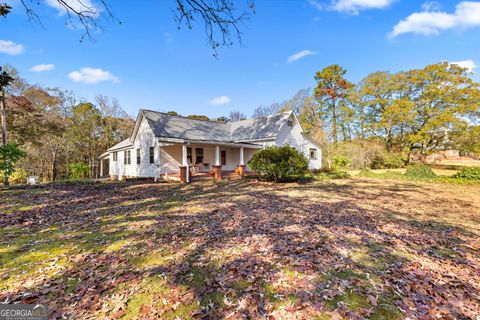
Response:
[13,0,254,55]
[174,0,255,57]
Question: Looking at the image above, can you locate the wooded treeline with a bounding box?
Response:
[254,62,480,169]
[1,61,479,184]
[1,66,134,182]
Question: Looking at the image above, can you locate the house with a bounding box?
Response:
[98,109,322,182]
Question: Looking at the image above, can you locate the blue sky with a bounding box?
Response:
[1,0,480,118]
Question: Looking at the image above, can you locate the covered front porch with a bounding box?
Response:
[158,140,261,183]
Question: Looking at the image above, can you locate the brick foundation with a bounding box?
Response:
[238,165,246,177]
[212,165,222,181]
[179,166,188,183]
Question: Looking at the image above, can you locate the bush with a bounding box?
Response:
[8,168,28,184]
[69,162,90,180]
[332,155,351,171]
[329,139,385,170]
[405,164,437,179]
[371,153,405,169]
[248,145,309,182]
[453,166,480,180]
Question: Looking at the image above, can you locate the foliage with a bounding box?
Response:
[229,110,247,122]
[405,164,437,179]
[371,153,405,169]
[314,65,353,143]
[331,155,351,171]
[313,170,351,180]
[3,68,134,182]
[8,168,27,184]
[0,144,26,185]
[453,167,480,180]
[248,145,309,182]
[68,162,90,180]
[187,115,210,121]
[330,139,384,170]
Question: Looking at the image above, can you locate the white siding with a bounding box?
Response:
[133,117,159,177]
[273,114,322,169]
[107,112,322,177]
[109,117,159,178]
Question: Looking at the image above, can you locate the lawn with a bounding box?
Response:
[1,178,479,319]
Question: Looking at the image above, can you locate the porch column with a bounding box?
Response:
[180,144,189,183]
[212,145,222,181]
[238,147,246,177]
[100,158,103,177]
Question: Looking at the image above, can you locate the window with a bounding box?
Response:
[149,147,155,164]
[187,147,192,163]
[309,148,318,160]
[195,148,204,163]
[124,150,131,165]
[221,150,226,166]
[113,152,118,162]
[287,120,294,127]
[136,148,141,165]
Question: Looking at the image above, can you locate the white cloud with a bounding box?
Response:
[45,0,100,17]
[287,50,316,63]
[390,1,480,38]
[208,96,231,105]
[68,67,119,84]
[421,1,442,11]
[30,64,55,72]
[310,0,395,14]
[0,40,24,55]
[450,59,478,73]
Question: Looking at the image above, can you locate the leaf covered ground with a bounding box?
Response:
[0,179,479,319]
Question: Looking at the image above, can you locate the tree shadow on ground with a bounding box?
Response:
[0,179,479,319]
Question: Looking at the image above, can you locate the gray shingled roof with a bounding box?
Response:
[140,109,291,142]
[229,112,291,141]
[107,138,132,151]
[142,110,231,142]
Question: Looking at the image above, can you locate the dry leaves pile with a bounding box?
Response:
[0,179,479,319]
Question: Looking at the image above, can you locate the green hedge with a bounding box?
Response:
[453,167,480,180]
[405,164,437,179]
[248,145,309,182]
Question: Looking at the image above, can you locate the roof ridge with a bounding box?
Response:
[140,108,229,125]
[229,111,291,124]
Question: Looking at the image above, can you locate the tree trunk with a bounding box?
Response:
[1,87,8,186]
[0,87,6,146]
[51,149,58,181]
[331,98,338,144]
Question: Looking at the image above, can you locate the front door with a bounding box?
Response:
[221,150,226,166]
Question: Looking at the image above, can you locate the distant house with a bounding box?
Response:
[99,109,322,182]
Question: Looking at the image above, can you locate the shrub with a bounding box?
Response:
[453,166,480,180]
[8,168,28,184]
[332,155,351,171]
[0,144,26,185]
[329,139,385,170]
[248,145,309,182]
[371,153,405,169]
[69,162,90,180]
[405,164,437,179]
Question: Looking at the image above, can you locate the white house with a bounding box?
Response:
[99,109,322,182]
